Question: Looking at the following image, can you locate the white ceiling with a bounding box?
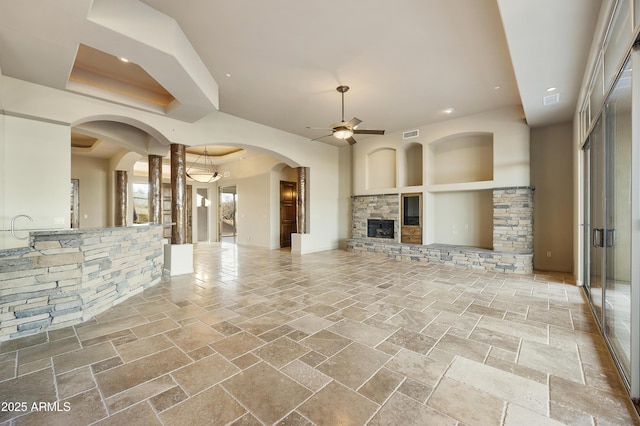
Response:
[0,0,603,148]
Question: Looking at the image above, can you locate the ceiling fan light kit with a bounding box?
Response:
[333,126,353,139]
[307,85,385,145]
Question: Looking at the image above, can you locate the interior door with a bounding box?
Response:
[280,181,297,248]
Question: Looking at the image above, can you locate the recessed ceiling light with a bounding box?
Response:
[493,86,501,90]
[546,87,557,92]
[225,73,232,77]
[118,56,129,63]
[443,108,455,114]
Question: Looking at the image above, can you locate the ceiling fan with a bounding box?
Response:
[307,85,385,145]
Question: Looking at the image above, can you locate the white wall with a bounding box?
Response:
[338,145,352,249]
[71,155,109,229]
[1,116,70,249]
[531,123,575,273]
[236,173,270,248]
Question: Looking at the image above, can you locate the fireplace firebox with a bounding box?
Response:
[367,219,394,239]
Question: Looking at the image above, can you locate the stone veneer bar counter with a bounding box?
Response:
[0,224,165,341]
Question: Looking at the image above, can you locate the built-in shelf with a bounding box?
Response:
[426,180,495,193]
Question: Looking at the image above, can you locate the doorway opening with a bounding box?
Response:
[280,181,297,248]
[220,185,237,243]
[197,188,210,242]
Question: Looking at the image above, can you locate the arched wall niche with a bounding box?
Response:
[429,131,493,185]
[366,147,396,190]
[400,142,423,187]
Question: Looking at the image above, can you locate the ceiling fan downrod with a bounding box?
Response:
[337,85,349,122]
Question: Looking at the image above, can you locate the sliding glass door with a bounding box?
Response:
[584,57,632,384]
[604,59,632,379]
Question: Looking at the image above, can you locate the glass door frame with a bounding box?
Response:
[581,50,640,401]
[630,46,640,400]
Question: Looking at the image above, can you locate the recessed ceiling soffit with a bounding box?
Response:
[44,0,218,122]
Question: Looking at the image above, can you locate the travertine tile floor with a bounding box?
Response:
[1,243,639,425]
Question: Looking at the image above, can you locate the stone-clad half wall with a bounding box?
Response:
[0,225,165,341]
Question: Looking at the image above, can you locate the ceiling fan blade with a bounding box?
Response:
[346,136,357,145]
[311,134,334,141]
[346,117,362,129]
[306,126,333,130]
[353,129,385,135]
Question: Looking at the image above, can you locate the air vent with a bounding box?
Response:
[543,93,560,106]
[403,129,419,139]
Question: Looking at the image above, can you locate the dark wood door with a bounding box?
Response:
[280,181,297,248]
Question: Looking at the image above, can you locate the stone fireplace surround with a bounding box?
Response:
[347,188,534,274]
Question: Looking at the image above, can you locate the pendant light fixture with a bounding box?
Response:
[186,147,222,183]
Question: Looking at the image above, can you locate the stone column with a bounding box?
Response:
[492,187,534,253]
[115,170,128,226]
[170,144,187,244]
[297,167,308,234]
[148,155,162,224]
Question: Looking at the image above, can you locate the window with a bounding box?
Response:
[132,183,149,223]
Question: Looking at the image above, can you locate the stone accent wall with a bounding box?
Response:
[0,225,165,341]
[493,187,534,254]
[349,187,534,274]
[346,240,533,274]
[352,194,400,240]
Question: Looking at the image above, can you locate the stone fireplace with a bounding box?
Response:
[351,194,399,240]
[348,187,534,274]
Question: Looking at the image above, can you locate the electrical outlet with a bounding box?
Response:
[546,251,552,258]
